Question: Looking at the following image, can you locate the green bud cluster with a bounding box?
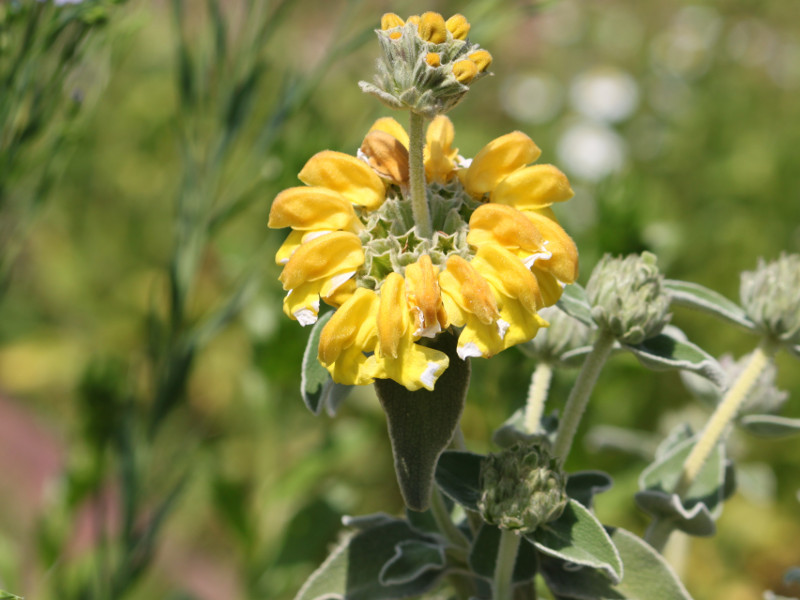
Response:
[359,14,491,117]
[585,252,671,345]
[521,305,592,363]
[478,442,568,533]
[740,254,800,346]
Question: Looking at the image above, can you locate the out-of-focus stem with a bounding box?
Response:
[524,362,553,434]
[493,529,521,600]
[408,111,433,239]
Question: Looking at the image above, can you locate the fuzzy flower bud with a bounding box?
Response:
[740,254,800,346]
[359,11,492,117]
[478,442,568,533]
[585,252,671,345]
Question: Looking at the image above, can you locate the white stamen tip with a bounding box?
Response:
[457,342,483,360]
[294,308,318,326]
[496,318,511,340]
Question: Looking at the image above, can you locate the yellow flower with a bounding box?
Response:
[269,117,578,391]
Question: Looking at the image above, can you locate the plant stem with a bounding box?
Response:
[431,487,470,549]
[524,362,553,434]
[552,330,616,465]
[493,529,521,600]
[674,338,777,497]
[408,111,433,239]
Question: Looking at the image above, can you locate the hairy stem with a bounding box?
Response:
[493,529,521,600]
[552,330,616,465]
[524,362,553,434]
[431,486,470,549]
[408,111,433,239]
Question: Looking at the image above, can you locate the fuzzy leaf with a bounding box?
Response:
[625,332,725,386]
[566,471,614,509]
[0,592,22,600]
[556,283,595,327]
[664,279,755,331]
[379,540,446,586]
[434,450,483,512]
[740,414,800,438]
[469,524,539,583]
[634,491,715,536]
[301,312,334,415]
[295,519,444,600]
[375,332,470,511]
[540,527,694,599]
[528,499,623,583]
[492,408,540,448]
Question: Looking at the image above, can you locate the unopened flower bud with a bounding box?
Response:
[452,59,478,84]
[586,252,671,345]
[740,254,800,345]
[419,11,447,43]
[381,13,404,30]
[468,50,492,72]
[478,442,568,533]
[446,14,470,40]
[425,52,441,67]
[406,14,421,27]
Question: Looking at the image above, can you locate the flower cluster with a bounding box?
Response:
[269,115,578,391]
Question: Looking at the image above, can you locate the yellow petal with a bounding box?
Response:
[471,245,543,314]
[424,115,458,184]
[381,13,404,29]
[468,50,492,72]
[467,204,545,258]
[275,230,305,265]
[279,231,364,290]
[445,14,470,40]
[419,12,447,43]
[318,288,378,366]
[324,277,357,308]
[491,164,574,210]
[370,334,449,391]
[455,312,505,359]
[425,52,441,67]
[298,150,385,210]
[283,279,324,326]
[360,130,410,185]
[440,255,499,325]
[464,132,542,197]
[405,254,446,337]
[452,59,478,84]
[496,295,548,347]
[269,186,362,232]
[377,273,409,358]
[369,117,410,149]
[526,212,579,284]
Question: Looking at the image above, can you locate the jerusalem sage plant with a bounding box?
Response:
[268,11,800,600]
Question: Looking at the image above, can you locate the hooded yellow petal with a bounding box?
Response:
[275,230,305,265]
[370,333,449,391]
[282,279,324,326]
[440,255,499,325]
[496,295,548,347]
[491,164,573,210]
[526,212,579,284]
[279,231,364,291]
[377,272,409,358]
[463,132,542,197]
[419,11,447,43]
[445,14,470,40]
[318,288,379,366]
[467,204,546,258]
[369,117,410,149]
[269,186,362,232]
[360,130,410,185]
[424,115,458,184]
[454,313,505,359]
[471,245,543,314]
[405,254,447,337]
[298,150,385,210]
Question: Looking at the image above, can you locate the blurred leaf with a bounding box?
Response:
[740,415,800,438]
[379,540,446,586]
[275,498,342,567]
[540,527,694,600]
[434,451,483,512]
[0,592,22,600]
[625,332,725,386]
[294,519,444,600]
[468,523,539,583]
[212,478,252,546]
[301,311,334,415]
[374,332,470,511]
[664,279,755,331]
[557,284,595,327]
[528,499,623,583]
[634,491,715,537]
[566,471,614,509]
[492,408,541,448]
[342,513,397,531]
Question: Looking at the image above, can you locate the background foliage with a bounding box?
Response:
[1,0,798,598]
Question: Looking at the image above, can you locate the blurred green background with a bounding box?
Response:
[1,0,799,599]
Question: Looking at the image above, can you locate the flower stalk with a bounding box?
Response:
[553,330,616,465]
[493,529,521,600]
[524,362,553,434]
[408,110,433,239]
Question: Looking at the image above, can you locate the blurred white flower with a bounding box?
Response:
[538,0,585,46]
[557,120,626,182]
[726,19,778,67]
[569,67,639,123]
[500,73,564,124]
[651,5,722,79]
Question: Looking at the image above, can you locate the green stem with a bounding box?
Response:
[524,362,553,434]
[408,111,433,239]
[493,529,521,600]
[431,487,470,549]
[552,330,616,465]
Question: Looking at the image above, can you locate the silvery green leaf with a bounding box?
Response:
[527,499,623,583]
[625,332,725,386]
[295,519,444,600]
[664,279,755,331]
[566,471,614,509]
[586,425,659,460]
[634,490,715,536]
[557,283,595,327]
[379,540,446,586]
[301,311,334,415]
[434,450,483,512]
[540,527,694,599]
[469,524,539,583]
[740,415,800,438]
[342,513,398,531]
[0,592,22,600]
[655,423,694,459]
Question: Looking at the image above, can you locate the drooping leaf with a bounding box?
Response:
[301,311,334,415]
[0,591,22,600]
[625,332,725,386]
[740,414,800,438]
[634,491,715,537]
[379,540,446,586]
[342,513,398,531]
[528,499,623,583]
[556,283,595,327]
[374,332,470,511]
[434,450,483,512]
[274,498,343,566]
[664,279,755,331]
[540,527,694,599]
[468,524,539,583]
[566,471,614,509]
[294,519,444,600]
